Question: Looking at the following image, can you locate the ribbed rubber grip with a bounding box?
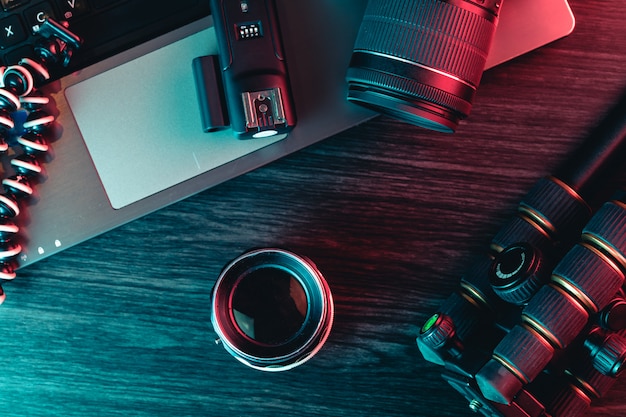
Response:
[437,290,486,341]
[491,177,591,261]
[518,177,592,241]
[353,0,496,85]
[523,285,590,348]
[583,200,626,269]
[490,215,552,254]
[552,243,624,313]
[547,385,592,417]
[493,324,554,382]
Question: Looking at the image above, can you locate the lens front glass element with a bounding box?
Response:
[232,267,307,345]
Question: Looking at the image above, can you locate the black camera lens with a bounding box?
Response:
[211,249,334,371]
[346,0,502,133]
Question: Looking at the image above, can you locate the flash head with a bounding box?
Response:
[211,248,334,371]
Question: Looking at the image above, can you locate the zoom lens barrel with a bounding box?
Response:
[346,0,502,133]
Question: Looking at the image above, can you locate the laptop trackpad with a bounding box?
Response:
[65,27,284,210]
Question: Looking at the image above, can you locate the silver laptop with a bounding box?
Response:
[18,0,575,267]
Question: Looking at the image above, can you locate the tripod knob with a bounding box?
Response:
[600,294,626,331]
[417,312,461,365]
[588,332,626,377]
[490,243,545,305]
[420,313,455,349]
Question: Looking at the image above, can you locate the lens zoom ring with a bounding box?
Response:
[354,0,496,85]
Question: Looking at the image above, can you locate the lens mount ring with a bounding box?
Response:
[211,248,334,371]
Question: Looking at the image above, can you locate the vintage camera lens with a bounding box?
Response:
[346,0,502,133]
[211,248,334,371]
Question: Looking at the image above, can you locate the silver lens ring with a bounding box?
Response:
[211,248,334,371]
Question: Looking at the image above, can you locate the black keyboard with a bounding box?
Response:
[0,0,211,76]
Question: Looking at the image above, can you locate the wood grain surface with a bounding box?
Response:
[0,1,625,416]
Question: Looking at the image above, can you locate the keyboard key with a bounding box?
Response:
[55,0,89,21]
[3,44,35,65]
[0,15,27,49]
[90,0,123,10]
[70,0,198,51]
[1,0,30,11]
[24,1,56,34]
[0,0,208,79]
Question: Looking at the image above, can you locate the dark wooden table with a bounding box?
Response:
[1,1,625,416]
